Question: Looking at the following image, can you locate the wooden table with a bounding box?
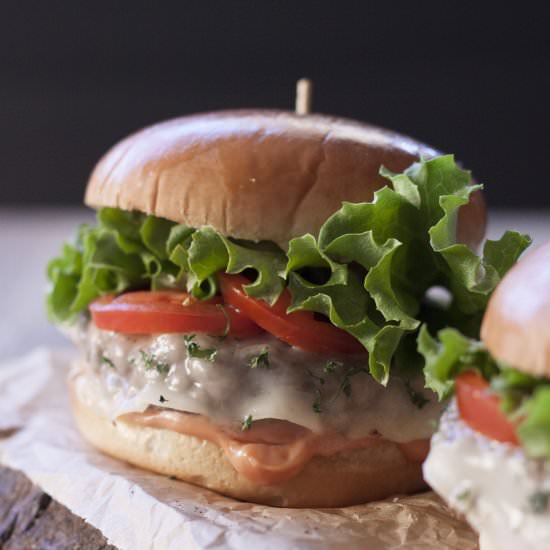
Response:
[0,466,114,549]
[0,207,548,549]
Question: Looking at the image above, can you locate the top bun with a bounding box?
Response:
[85,110,486,249]
[481,241,550,377]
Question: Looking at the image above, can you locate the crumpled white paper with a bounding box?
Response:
[0,349,478,550]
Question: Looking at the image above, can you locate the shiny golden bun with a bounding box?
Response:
[85,110,486,249]
[481,241,550,377]
[69,373,426,508]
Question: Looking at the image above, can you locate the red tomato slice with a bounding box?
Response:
[218,274,366,355]
[456,371,519,445]
[90,291,262,338]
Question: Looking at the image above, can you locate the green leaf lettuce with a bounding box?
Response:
[47,156,530,388]
[284,155,530,383]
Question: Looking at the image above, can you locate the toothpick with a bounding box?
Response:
[295,78,313,115]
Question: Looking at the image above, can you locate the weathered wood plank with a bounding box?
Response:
[0,466,117,550]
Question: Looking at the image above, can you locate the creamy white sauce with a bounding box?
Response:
[424,401,550,550]
[72,322,443,441]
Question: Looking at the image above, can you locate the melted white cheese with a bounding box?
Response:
[423,401,550,550]
[72,323,443,441]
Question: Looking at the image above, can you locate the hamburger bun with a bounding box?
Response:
[66,111,486,508]
[69,372,427,508]
[85,110,486,249]
[481,241,550,377]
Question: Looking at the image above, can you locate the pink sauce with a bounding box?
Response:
[122,408,429,485]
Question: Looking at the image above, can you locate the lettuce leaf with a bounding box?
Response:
[285,155,531,383]
[490,369,550,458]
[47,223,146,323]
[517,388,550,458]
[47,155,530,387]
[47,211,286,321]
[418,326,499,399]
[187,227,286,304]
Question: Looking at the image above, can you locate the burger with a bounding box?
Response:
[47,109,528,507]
[423,242,550,549]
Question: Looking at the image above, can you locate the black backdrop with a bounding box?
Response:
[1,1,547,207]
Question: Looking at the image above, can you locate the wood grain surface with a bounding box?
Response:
[0,466,116,550]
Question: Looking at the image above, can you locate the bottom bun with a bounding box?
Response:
[69,376,427,508]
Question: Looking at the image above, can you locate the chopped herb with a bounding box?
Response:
[241,415,253,431]
[159,395,168,403]
[333,365,367,402]
[340,376,352,398]
[404,380,430,410]
[323,360,343,374]
[307,369,325,385]
[309,363,368,412]
[455,488,471,502]
[529,491,550,514]
[101,355,115,369]
[312,389,322,413]
[184,334,217,362]
[429,418,440,430]
[139,350,171,374]
[248,348,270,369]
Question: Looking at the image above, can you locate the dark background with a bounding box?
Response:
[1,2,548,207]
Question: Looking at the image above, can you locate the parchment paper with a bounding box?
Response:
[0,349,478,549]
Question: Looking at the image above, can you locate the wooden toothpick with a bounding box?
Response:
[295,78,313,115]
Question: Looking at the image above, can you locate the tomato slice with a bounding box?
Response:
[456,371,519,445]
[218,274,366,355]
[90,291,262,338]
